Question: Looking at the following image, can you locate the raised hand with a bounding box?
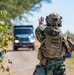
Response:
[38,17,44,25]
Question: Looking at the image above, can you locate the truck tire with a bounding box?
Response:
[32,46,35,50]
[14,46,18,51]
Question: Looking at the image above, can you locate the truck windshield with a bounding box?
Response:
[14,29,33,34]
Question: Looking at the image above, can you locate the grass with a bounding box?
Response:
[65,58,74,69]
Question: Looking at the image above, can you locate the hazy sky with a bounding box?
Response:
[25,0,74,33]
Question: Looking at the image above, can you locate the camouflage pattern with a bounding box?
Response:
[36,26,66,59]
[46,12,62,27]
[35,13,74,75]
[35,25,74,75]
[35,25,46,43]
[44,35,64,59]
[36,25,74,59]
[46,60,66,75]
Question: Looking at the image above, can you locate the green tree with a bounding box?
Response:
[66,30,71,34]
[66,30,74,36]
[0,0,51,23]
[0,10,13,74]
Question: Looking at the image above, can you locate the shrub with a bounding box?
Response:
[0,10,13,74]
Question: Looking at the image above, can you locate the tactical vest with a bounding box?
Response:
[42,34,66,59]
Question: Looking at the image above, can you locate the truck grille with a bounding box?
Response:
[20,38,29,41]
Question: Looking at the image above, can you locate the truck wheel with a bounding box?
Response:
[32,46,35,50]
[14,46,18,51]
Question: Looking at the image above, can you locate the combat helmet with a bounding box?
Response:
[46,12,62,27]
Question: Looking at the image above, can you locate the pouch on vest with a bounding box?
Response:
[33,65,45,75]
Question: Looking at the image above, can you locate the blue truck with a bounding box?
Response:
[13,25,35,51]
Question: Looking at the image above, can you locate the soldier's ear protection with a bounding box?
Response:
[58,16,62,27]
[45,16,62,27]
[45,16,49,23]
[45,16,51,26]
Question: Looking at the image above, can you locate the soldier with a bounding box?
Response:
[34,13,74,75]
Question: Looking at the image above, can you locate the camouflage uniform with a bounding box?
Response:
[35,13,74,75]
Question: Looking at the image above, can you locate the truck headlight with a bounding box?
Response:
[30,39,35,43]
[15,40,19,43]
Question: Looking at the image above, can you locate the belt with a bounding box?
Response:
[46,56,65,61]
[46,59,64,68]
[46,58,62,61]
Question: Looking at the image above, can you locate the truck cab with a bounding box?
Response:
[13,25,35,51]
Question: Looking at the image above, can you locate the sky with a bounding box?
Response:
[24,0,74,33]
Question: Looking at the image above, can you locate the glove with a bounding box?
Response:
[38,17,44,25]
